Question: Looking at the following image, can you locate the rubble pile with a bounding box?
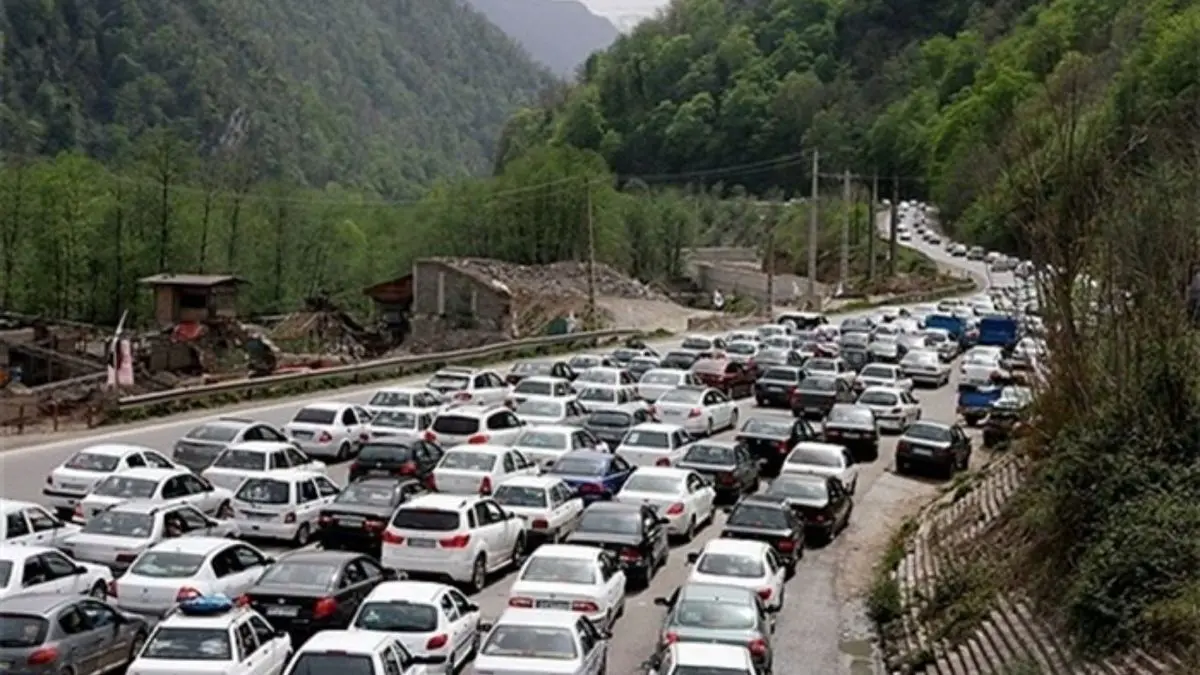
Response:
[449,259,672,302]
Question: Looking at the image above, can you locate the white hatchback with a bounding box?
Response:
[201,441,327,493]
[230,470,341,545]
[491,476,584,545]
[507,544,626,628]
[113,537,273,618]
[781,442,860,494]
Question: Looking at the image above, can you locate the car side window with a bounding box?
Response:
[547,487,563,509]
[160,476,187,499]
[357,556,385,581]
[502,452,517,473]
[21,558,46,587]
[473,375,488,389]
[598,552,618,580]
[285,447,311,466]
[447,588,474,615]
[176,506,211,530]
[482,501,506,523]
[610,456,630,473]
[235,622,259,658]
[5,512,29,539]
[340,560,367,587]
[182,474,210,494]
[57,606,91,635]
[143,451,175,468]
[764,549,781,573]
[41,552,77,578]
[210,550,238,578]
[269,452,287,470]
[263,426,289,442]
[249,615,276,645]
[125,453,146,468]
[25,507,58,532]
[79,599,119,627]
[231,545,267,569]
[299,480,319,503]
[471,503,492,527]
[341,409,357,426]
[842,450,854,466]
[314,476,340,497]
[438,593,460,621]
[577,617,601,651]
[381,645,404,675]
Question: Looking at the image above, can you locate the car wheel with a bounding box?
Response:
[89,581,107,599]
[510,534,527,569]
[128,631,147,662]
[468,554,487,593]
[729,409,739,431]
[293,523,310,547]
[337,442,351,461]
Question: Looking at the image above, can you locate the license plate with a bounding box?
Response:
[409,539,436,548]
[806,407,823,413]
[841,431,861,438]
[912,447,932,456]
[368,469,391,476]
[292,432,313,439]
[266,605,300,617]
[245,512,274,520]
[535,600,571,609]
[62,483,86,492]
[338,517,364,527]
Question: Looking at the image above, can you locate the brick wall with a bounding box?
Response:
[411,259,514,334]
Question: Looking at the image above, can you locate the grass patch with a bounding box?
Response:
[866,517,918,627]
[919,558,999,645]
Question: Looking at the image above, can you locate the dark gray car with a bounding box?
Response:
[653,582,777,673]
[582,409,654,449]
[172,417,292,472]
[0,593,147,675]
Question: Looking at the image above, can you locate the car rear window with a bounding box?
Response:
[641,371,681,385]
[92,476,157,499]
[578,387,616,402]
[258,561,336,590]
[0,614,48,647]
[141,627,230,661]
[368,391,413,408]
[440,451,497,471]
[185,424,241,442]
[428,373,470,390]
[621,430,669,448]
[82,511,154,537]
[357,443,414,461]
[353,601,439,632]
[740,419,790,436]
[586,411,632,427]
[390,508,461,531]
[904,423,953,442]
[212,449,266,470]
[682,444,734,464]
[681,337,712,350]
[0,562,10,588]
[432,415,480,435]
[672,599,757,630]
[372,411,418,429]
[236,478,291,505]
[129,552,206,578]
[800,377,837,391]
[514,380,553,396]
[658,389,702,404]
[285,654,375,675]
[549,456,607,476]
[787,448,841,467]
[761,368,801,382]
[516,430,567,450]
[726,503,791,529]
[292,408,337,425]
[63,452,120,472]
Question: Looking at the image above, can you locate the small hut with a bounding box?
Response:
[139,274,248,329]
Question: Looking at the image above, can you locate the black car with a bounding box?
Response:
[315,478,425,552]
[754,366,805,408]
[763,473,853,544]
[718,494,804,575]
[790,375,856,419]
[348,439,443,484]
[822,403,881,460]
[735,416,819,476]
[565,502,669,587]
[660,350,699,370]
[505,359,576,385]
[896,421,972,478]
[242,550,397,642]
[582,409,654,449]
[675,440,760,501]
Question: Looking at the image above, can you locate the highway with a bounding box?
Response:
[0,223,1013,674]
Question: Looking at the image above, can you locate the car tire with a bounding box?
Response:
[468,554,487,593]
[294,524,311,547]
[337,442,351,461]
[706,420,714,437]
[89,581,107,599]
[128,631,147,662]
[729,409,739,431]
[510,535,527,569]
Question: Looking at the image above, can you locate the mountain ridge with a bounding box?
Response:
[464,0,620,75]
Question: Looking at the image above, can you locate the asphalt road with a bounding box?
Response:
[0,220,1013,674]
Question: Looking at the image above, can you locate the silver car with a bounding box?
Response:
[172,417,293,473]
[59,500,238,574]
[0,594,147,675]
[512,398,589,426]
[638,369,700,402]
[284,402,373,460]
[653,583,776,674]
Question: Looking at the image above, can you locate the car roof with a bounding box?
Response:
[75,444,156,457]
[224,441,296,453]
[905,420,952,432]
[495,607,584,628]
[791,441,845,454]
[109,467,184,481]
[364,580,454,603]
[701,538,770,557]
[859,386,904,396]
[583,501,640,515]
[0,545,60,562]
[401,493,477,511]
[248,468,327,482]
[297,629,393,654]
[0,593,82,614]
[372,386,429,394]
[497,475,565,489]
[629,422,682,432]
[672,643,755,668]
[0,498,38,514]
[102,499,179,515]
[202,418,253,429]
[516,376,569,384]
[678,582,758,603]
[530,544,602,561]
[275,549,361,565]
[296,401,347,412]
[519,424,576,435]
[625,467,688,479]
[146,536,235,555]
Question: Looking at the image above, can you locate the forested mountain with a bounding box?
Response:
[464,0,619,76]
[0,0,553,195]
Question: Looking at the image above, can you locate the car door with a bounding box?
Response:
[688,472,715,520]
[415,442,443,475]
[4,509,33,545]
[40,550,89,594]
[840,449,858,490]
[223,544,272,593]
[576,616,607,673]
[603,455,633,493]
[78,598,135,670]
[435,590,468,662]
[247,613,288,675]
[175,505,221,536]
[140,451,176,469]
[763,549,786,601]
[233,619,271,675]
[641,507,667,559]
[444,587,481,660]
[55,602,110,674]
[313,475,341,506]
[284,446,317,471]
[473,502,508,563]
[297,479,323,524]
[340,408,361,445]
[553,483,584,531]
[597,551,625,612]
[900,392,920,423]
[827,479,850,524]
[180,473,220,513]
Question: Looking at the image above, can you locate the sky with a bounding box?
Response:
[576,0,668,30]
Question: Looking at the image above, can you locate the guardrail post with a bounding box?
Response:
[52,400,59,432]
[16,405,24,435]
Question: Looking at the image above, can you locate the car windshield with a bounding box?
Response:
[439,451,497,472]
[681,337,713,350]
[578,510,640,535]
[432,415,480,435]
[493,485,548,508]
[550,456,607,476]
[372,411,418,429]
[787,448,841,467]
[860,366,896,379]
[800,377,837,392]
[515,431,567,450]
[521,556,596,584]
[335,482,398,507]
[184,424,241,442]
[292,408,336,425]
[92,476,158,499]
[129,551,206,578]
[81,511,154,537]
[663,352,696,364]
[683,444,734,464]
[761,368,800,382]
[236,478,291,505]
[141,628,230,661]
[828,406,874,424]
[904,423,953,442]
[578,387,616,402]
[513,362,552,375]
[353,601,439,632]
[368,391,413,408]
[623,474,681,494]
[659,389,703,404]
[726,342,756,355]
[673,600,757,630]
[258,561,335,590]
[697,552,765,578]
[726,503,790,529]
[642,371,681,385]
[577,370,617,384]
[427,373,470,390]
[622,430,669,448]
[767,477,829,501]
[740,419,790,437]
[587,411,632,427]
[390,508,461,531]
[0,614,48,648]
[286,654,374,675]
[515,380,554,396]
[357,443,413,461]
[212,449,266,470]
[63,452,120,472]
[481,626,578,660]
[516,400,562,417]
[859,391,898,406]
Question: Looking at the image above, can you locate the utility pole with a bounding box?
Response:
[763,214,775,317]
[889,174,899,277]
[585,180,597,327]
[807,150,820,305]
[868,173,878,281]
[840,169,850,291]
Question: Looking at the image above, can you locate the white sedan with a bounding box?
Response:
[780,442,860,494]
[685,539,787,610]
[856,387,922,433]
[507,544,626,628]
[614,422,694,467]
[0,545,112,601]
[651,386,738,436]
[75,468,234,524]
[431,445,540,496]
[899,349,952,387]
[492,476,585,544]
[854,364,914,393]
[614,467,715,541]
[512,425,604,468]
[351,580,482,671]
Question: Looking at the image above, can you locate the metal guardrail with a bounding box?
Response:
[117,329,640,411]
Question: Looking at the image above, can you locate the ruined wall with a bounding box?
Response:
[684,248,827,306]
[412,259,514,334]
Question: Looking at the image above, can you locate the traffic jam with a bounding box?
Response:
[0,210,1046,675]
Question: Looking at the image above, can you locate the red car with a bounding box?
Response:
[691,357,756,397]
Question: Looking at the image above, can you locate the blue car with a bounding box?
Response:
[545,450,635,503]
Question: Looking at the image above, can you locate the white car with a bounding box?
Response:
[724,330,758,344]
[0,545,112,601]
[960,349,1005,385]
[75,468,234,524]
[426,404,527,447]
[60,500,237,574]
[425,367,510,406]
[614,422,695,468]
[854,363,914,393]
[856,386,922,432]
[351,580,482,672]
[284,402,374,460]
[803,357,856,386]
[283,629,444,675]
[637,369,701,402]
[381,494,526,593]
[510,376,576,404]
[128,595,292,675]
[0,498,79,547]
[364,408,435,441]
[684,539,787,610]
[113,537,273,618]
[507,544,626,628]
[512,425,605,468]
[901,346,953,385]
[43,444,179,517]
[474,608,609,674]
[201,441,327,492]
[513,398,591,426]
[575,385,645,414]
[492,476,585,545]
[574,367,636,389]
[651,386,738,436]
[431,445,540,496]
[614,467,715,541]
[781,442,860,493]
[365,386,446,417]
[230,470,341,545]
[755,324,790,341]
[649,643,760,675]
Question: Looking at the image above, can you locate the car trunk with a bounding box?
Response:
[792,390,835,414]
[67,535,146,568]
[720,525,791,551]
[319,505,390,534]
[203,468,260,492]
[115,576,187,615]
[676,460,738,488]
[614,491,676,515]
[693,371,727,389]
[736,434,790,459]
[655,403,701,426]
[823,423,875,443]
[244,585,322,625]
[784,497,835,526]
[431,469,487,495]
[584,425,629,448]
[511,582,595,610]
[233,498,294,526]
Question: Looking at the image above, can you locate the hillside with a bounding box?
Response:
[464,0,619,76]
[0,0,553,195]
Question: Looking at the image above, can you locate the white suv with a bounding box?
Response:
[425,404,526,447]
[381,493,527,593]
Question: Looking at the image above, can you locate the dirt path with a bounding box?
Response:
[598,297,715,333]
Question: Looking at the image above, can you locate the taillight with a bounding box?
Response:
[897,441,911,453]
[648,405,657,417]
[620,547,641,561]
[718,472,735,484]
[398,461,417,475]
[44,476,52,485]
[479,476,493,495]
[509,597,534,608]
[687,408,702,418]
[757,588,773,601]
[531,518,549,529]
[358,433,369,442]
[655,457,672,467]
[313,597,338,619]
[579,483,604,494]
[115,552,138,563]
[425,474,437,491]
[424,431,437,442]
[364,518,386,531]
[467,434,490,444]
[176,586,202,602]
[439,534,471,548]
[664,631,680,644]
[349,461,361,473]
[72,504,83,520]
[748,638,769,656]
[235,594,252,606]
[318,514,333,527]
[317,431,333,444]
[107,580,119,597]
[776,441,789,453]
[382,531,404,544]
[283,512,297,524]
[665,502,685,515]
[426,633,449,650]
[26,647,58,666]
[572,600,599,612]
[778,538,795,552]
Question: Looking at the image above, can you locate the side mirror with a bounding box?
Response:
[657,517,670,525]
[478,621,494,632]
[685,552,699,564]
[721,505,734,514]
[765,604,781,614]
[73,565,87,575]
[601,629,614,640]
[275,628,288,638]
[652,597,671,607]
[263,557,276,565]
[466,602,480,613]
